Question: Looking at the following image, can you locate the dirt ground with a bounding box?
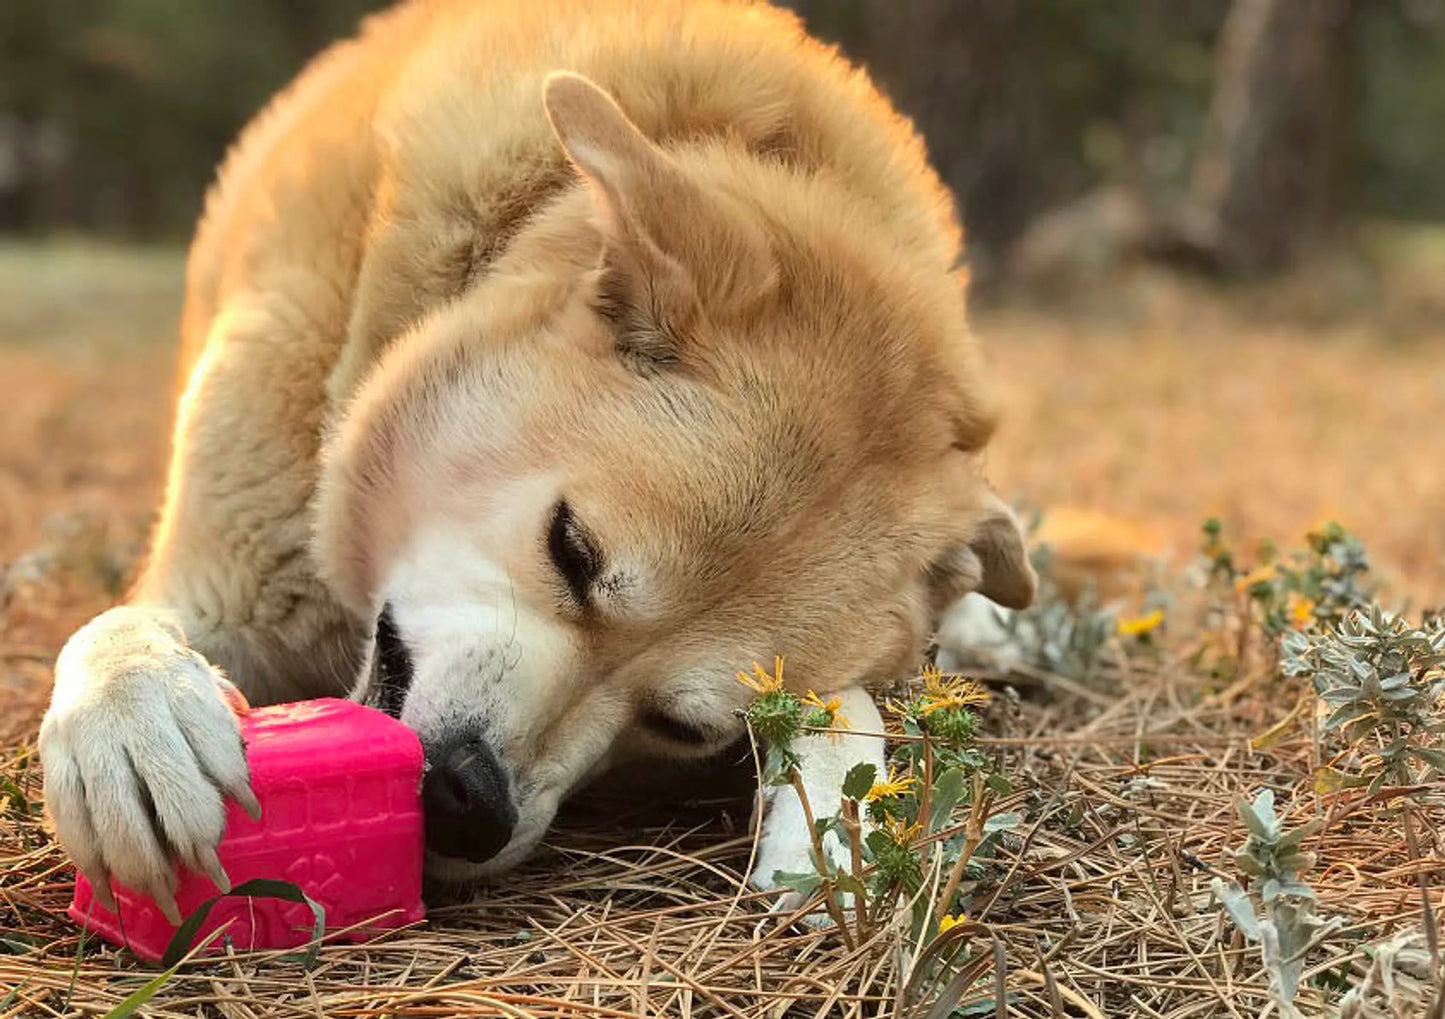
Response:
[2,241,1444,741]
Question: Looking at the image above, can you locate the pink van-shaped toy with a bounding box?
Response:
[70,698,426,961]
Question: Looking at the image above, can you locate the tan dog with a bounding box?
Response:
[39,0,1033,922]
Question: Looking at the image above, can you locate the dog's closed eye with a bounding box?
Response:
[637,707,715,745]
[547,499,604,604]
[368,603,413,718]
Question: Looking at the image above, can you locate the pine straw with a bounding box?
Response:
[3,638,1442,1019]
[4,245,1445,1017]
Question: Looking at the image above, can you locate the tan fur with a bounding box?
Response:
[41,0,1033,905]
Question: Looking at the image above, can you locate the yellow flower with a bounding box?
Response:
[1288,594,1316,629]
[801,689,851,730]
[938,913,967,935]
[1117,609,1164,638]
[801,689,840,713]
[1234,565,1276,592]
[882,814,922,844]
[917,665,991,717]
[736,656,785,695]
[864,767,917,802]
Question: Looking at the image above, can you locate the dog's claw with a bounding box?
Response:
[88,869,118,914]
[198,846,231,894]
[235,784,262,822]
[155,887,182,927]
[218,680,252,718]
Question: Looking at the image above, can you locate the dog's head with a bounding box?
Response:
[316,74,1034,879]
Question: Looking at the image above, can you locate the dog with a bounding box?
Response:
[39,0,1034,924]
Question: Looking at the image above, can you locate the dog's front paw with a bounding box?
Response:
[40,607,259,923]
[747,686,886,929]
[751,787,859,928]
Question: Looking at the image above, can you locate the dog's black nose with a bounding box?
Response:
[422,737,518,863]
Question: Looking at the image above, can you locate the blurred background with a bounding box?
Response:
[2,0,1444,735]
[5,0,1445,295]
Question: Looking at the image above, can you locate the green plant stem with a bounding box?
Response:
[936,773,991,918]
[868,880,900,930]
[786,767,855,949]
[1401,797,1440,974]
[918,734,934,837]
[1236,588,1252,679]
[840,797,868,946]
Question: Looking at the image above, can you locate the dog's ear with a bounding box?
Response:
[926,492,1037,614]
[543,72,773,368]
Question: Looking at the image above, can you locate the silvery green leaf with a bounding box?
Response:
[1323,703,1372,732]
[1237,797,1269,839]
[1277,817,1323,851]
[1408,747,1445,772]
[1275,849,1315,876]
[1380,735,1409,757]
[1280,631,1310,657]
[1277,880,1317,900]
[1211,878,1260,940]
[1245,790,1277,835]
[928,767,967,831]
[1379,686,1419,701]
[1261,877,1282,903]
[982,811,1022,835]
[772,870,821,898]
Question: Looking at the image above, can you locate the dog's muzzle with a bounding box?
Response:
[422,736,519,863]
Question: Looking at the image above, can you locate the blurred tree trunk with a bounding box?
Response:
[1180,0,1361,274]
[779,0,1051,289]
[853,0,1048,287]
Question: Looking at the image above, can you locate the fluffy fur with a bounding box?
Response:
[39,0,1033,918]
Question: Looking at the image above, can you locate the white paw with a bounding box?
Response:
[935,593,1021,673]
[754,804,858,927]
[40,607,259,923]
[748,687,885,928]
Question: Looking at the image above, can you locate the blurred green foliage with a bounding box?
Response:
[789,0,1445,277]
[1,0,1442,271]
[1361,7,1445,219]
[0,0,375,234]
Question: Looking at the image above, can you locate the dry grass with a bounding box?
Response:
[982,276,1445,609]
[2,241,1443,1017]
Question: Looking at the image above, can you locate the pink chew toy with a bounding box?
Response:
[70,698,426,961]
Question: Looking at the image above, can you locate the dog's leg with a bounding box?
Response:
[40,295,360,921]
[751,686,887,923]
